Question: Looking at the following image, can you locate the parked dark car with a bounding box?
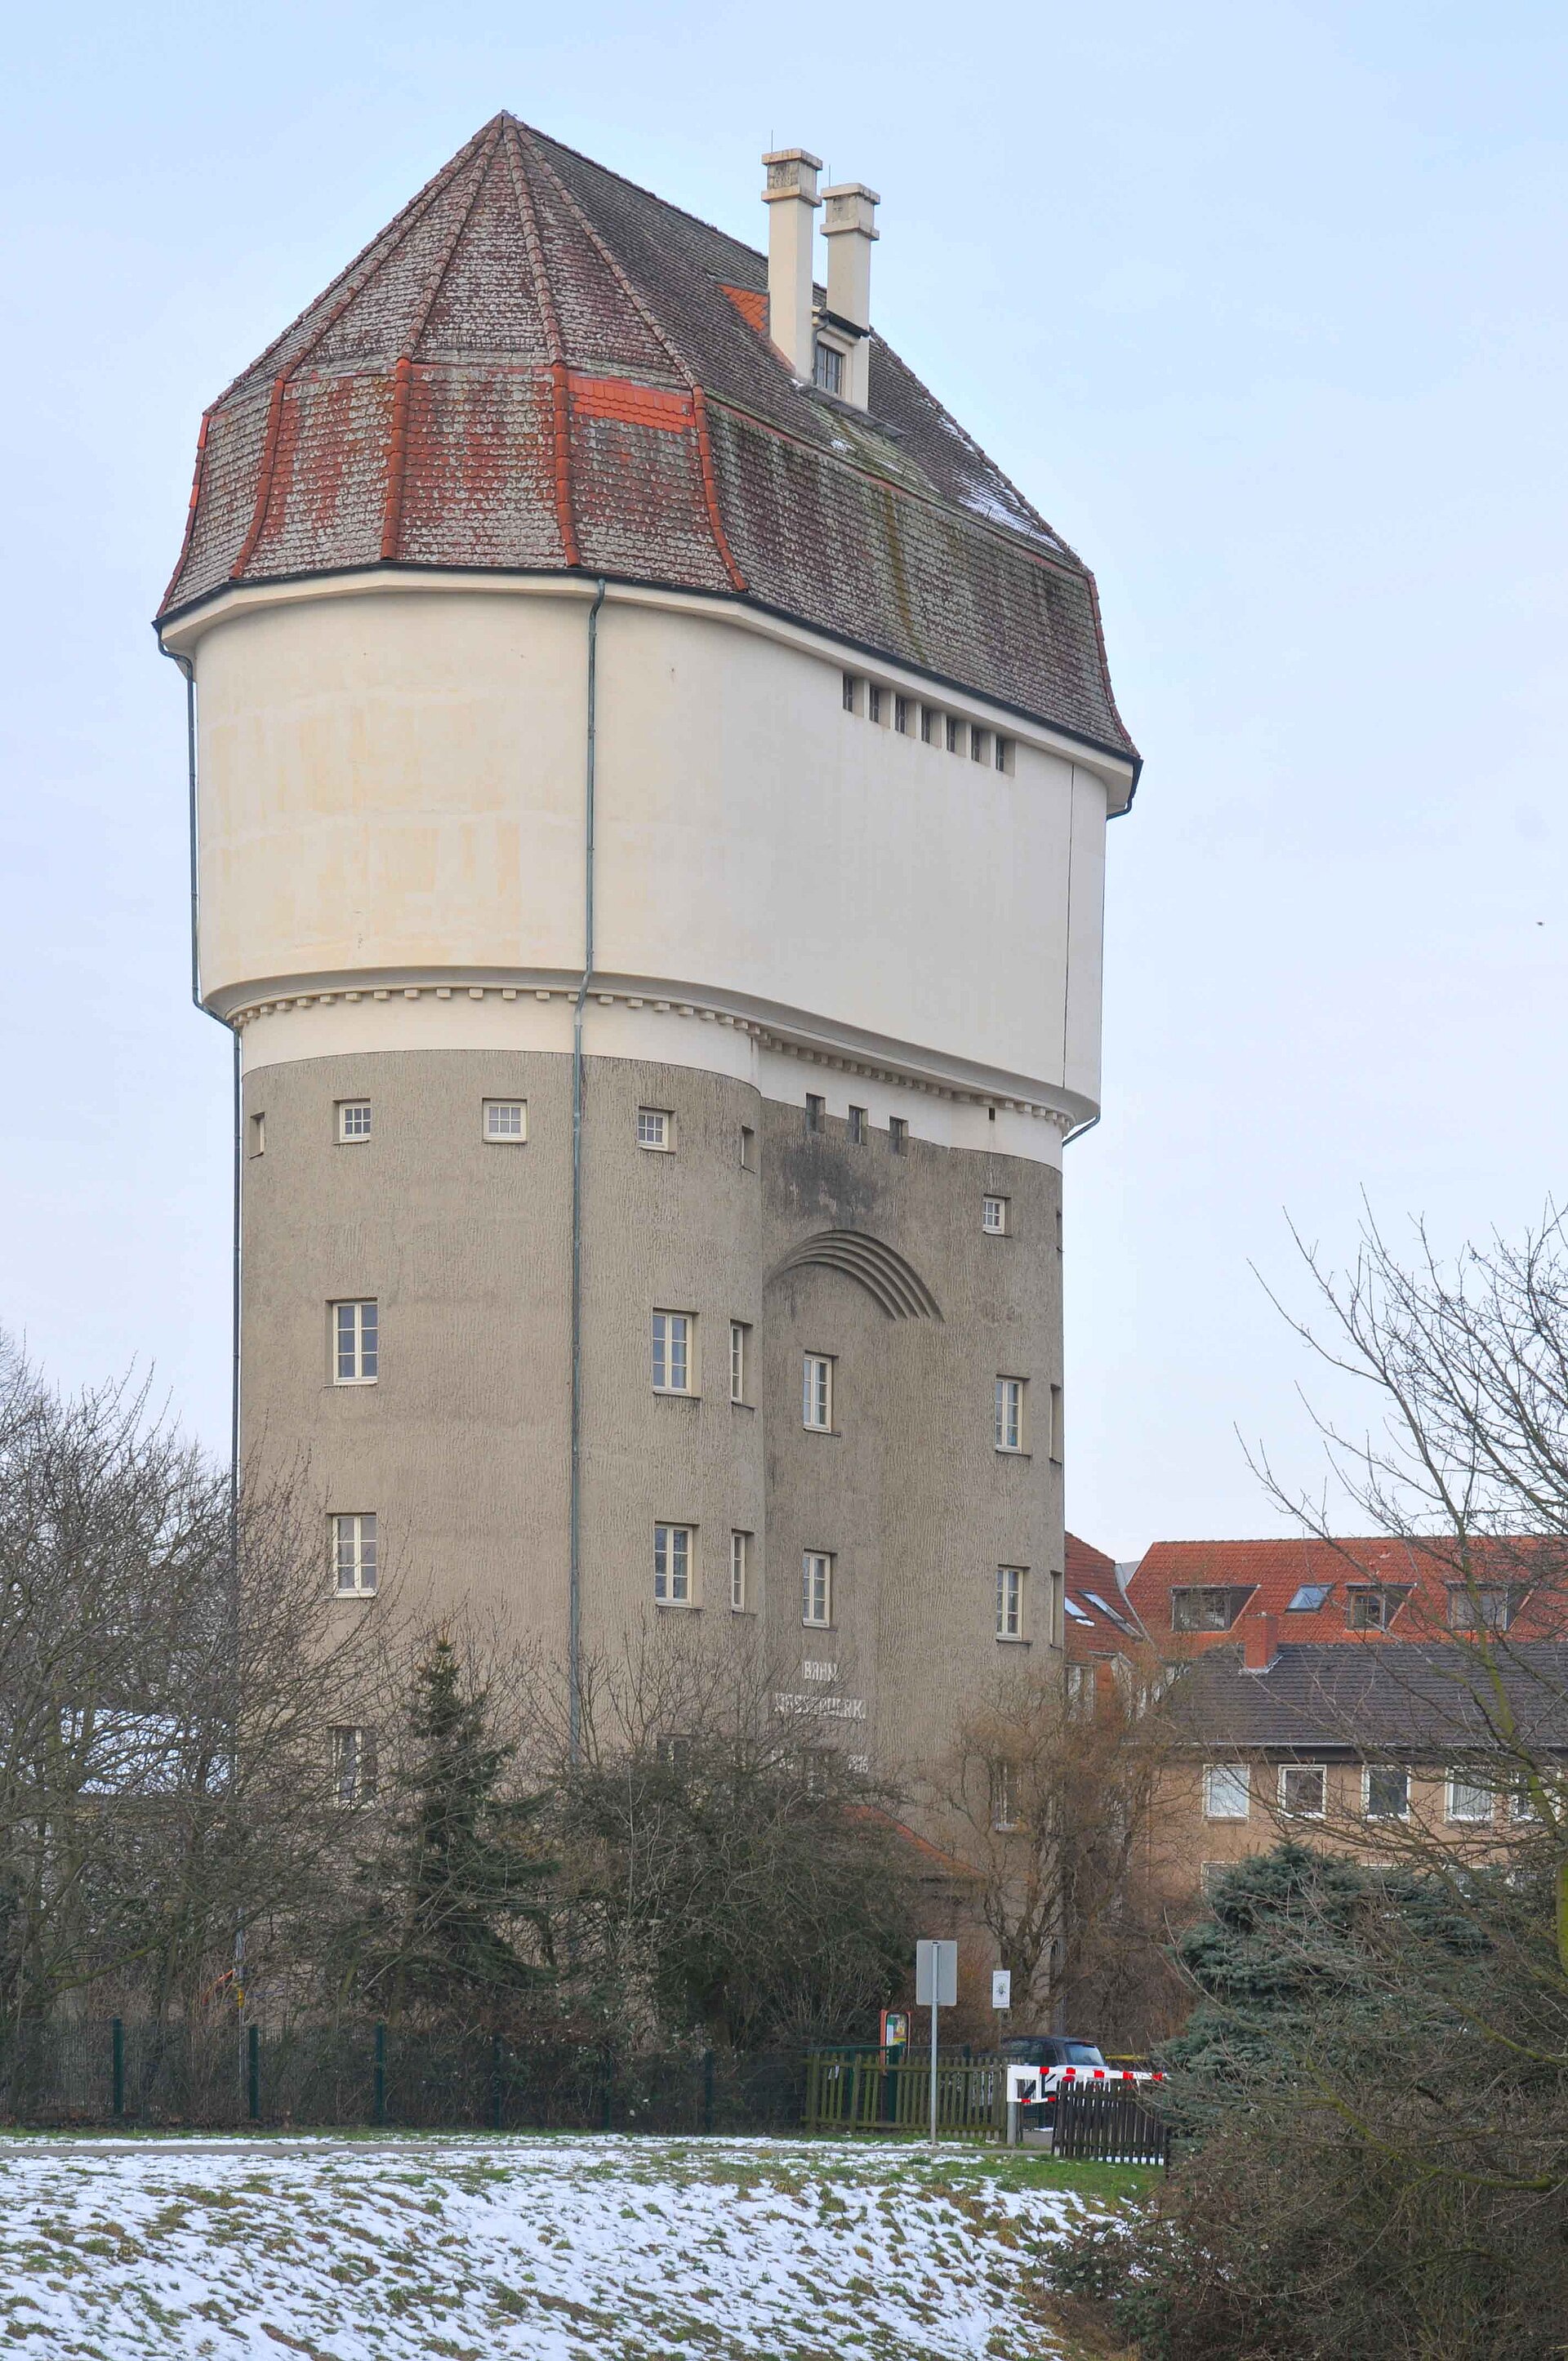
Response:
[1000,2036,1162,2130]
[1000,2037,1108,2073]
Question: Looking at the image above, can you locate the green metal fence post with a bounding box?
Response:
[373,2022,387,2127]
[111,2019,124,2120]
[702,2047,715,2135]
[247,2024,260,2124]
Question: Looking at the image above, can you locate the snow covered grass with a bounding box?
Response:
[0,2132,1136,2357]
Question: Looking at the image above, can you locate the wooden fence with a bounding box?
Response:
[804,2048,1003,2140]
[1053,2082,1170,2166]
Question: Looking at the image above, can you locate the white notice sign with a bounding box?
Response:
[991,1969,1013,2011]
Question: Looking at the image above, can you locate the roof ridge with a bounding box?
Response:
[514,117,768,283]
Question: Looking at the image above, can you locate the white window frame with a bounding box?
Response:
[331,1725,376,1807]
[1204,1763,1250,1821]
[996,1565,1026,1641]
[729,1321,748,1405]
[990,1760,1018,1832]
[1446,1770,1494,1824]
[982,1195,1008,1235]
[483,1098,527,1143]
[802,1550,833,1628]
[1066,1662,1093,1716]
[336,1100,372,1144]
[332,1301,378,1386]
[730,1530,750,1613]
[1362,1762,1410,1820]
[814,337,846,396]
[653,1524,694,1607]
[652,1311,694,1396]
[332,1512,378,1597]
[637,1107,674,1152]
[995,1376,1024,1454]
[804,1353,834,1432]
[1278,1762,1327,1820]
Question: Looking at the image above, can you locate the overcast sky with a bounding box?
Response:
[2,2,1564,1559]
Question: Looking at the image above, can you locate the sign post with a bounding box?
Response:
[914,1939,958,2145]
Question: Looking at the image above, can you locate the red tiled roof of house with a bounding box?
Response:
[157,115,1138,768]
[1063,1531,1143,1662]
[1127,1535,1568,1653]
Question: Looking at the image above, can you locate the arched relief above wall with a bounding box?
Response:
[766,1231,943,1322]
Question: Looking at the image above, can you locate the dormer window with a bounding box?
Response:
[1171,1585,1254,1633]
[813,341,844,395]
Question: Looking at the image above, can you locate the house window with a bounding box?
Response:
[889,1116,908,1155]
[1347,1585,1409,1631]
[331,1726,376,1806]
[805,1094,825,1134]
[803,1551,833,1627]
[995,736,1012,772]
[920,706,936,744]
[1448,1584,1521,1632]
[849,1105,867,1144]
[867,684,883,725]
[1204,1763,1250,1821]
[894,695,912,735]
[970,728,991,764]
[995,1377,1024,1454]
[333,1301,378,1385]
[1511,1784,1541,1824]
[652,1312,693,1395]
[730,1530,750,1611]
[249,1111,265,1156]
[1054,1205,1063,1252]
[1278,1763,1326,1819]
[1171,1587,1246,1633]
[996,1566,1026,1641]
[1287,1583,1334,1612]
[1446,1771,1494,1823]
[842,671,858,714]
[982,1195,1008,1234]
[654,1524,694,1606]
[740,1125,756,1169]
[804,1353,834,1432]
[945,715,961,754]
[332,1512,378,1597]
[814,340,844,395]
[637,1107,673,1152]
[1066,1662,1093,1716]
[729,1321,748,1404]
[337,1100,372,1143]
[483,1099,526,1142]
[990,1761,1018,1831]
[1048,1384,1063,1463]
[1364,1764,1409,1820]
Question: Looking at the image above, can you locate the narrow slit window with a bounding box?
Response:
[889,1116,908,1155]
[894,695,911,735]
[920,706,936,745]
[945,715,961,754]
[739,1125,756,1169]
[805,1093,826,1134]
[814,341,844,395]
[729,1321,747,1405]
[867,684,883,725]
[995,736,1012,773]
[996,1566,1025,1640]
[331,1725,376,1806]
[730,1530,750,1612]
[842,671,858,714]
[970,728,991,764]
[249,1111,265,1157]
[848,1105,867,1144]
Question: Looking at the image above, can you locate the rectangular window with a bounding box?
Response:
[1204,1763,1250,1820]
[739,1125,756,1169]
[920,705,936,744]
[1446,1771,1494,1823]
[804,1353,834,1431]
[1054,1205,1063,1252]
[802,1550,833,1626]
[1364,1764,1409,1820]
[333,1301,378,1385]
[1287,1583,1334,1612]
[483,1099,526,1142]
[996,1566,1026,1640]
[990,1761,1018,1832]
[652,1312,693,1395]
[814,340,844,395]
[995,1377,1024,1453]
[995,735,1012,773]
[889,1116,908,1155]
[945,715,961,754]
[982,1195,1008,1234]
[848,1105,867,1144]
[249,1111,265,1156]
[332,1512,378,1597]
[1048,1384,1064,1463]
[331,1726,376,1806]
[730,1530,750,1612]
[653,1524,693,1606]
[805,1093,826,1134]
[1172,1587,1245,1633]
[729,1321,747,1404]
[1347,1585,1409,1630]
[1066,1662,1092,1716]
[336,1100,372,1143]
[970,728,991,764]
[867,684,883,725]
[637,1107,673,1152]
[1279,1763,1326,1819]
[894,695,911,735]
[1448,1584,1520,1631]
[842,670,858,714]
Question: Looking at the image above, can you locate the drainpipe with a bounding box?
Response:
[569,581,608,1767]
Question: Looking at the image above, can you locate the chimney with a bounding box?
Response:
[1241,1613,1279,1674]
[761,148,822,381]
[820,181,880,408]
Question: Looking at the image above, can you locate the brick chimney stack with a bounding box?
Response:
[1241,1613,1280,1674]
[820,181,880,408]
[761,147,822,380]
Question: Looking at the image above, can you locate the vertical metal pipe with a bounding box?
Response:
[568,581,608,1768]
[929,2000,939,2145]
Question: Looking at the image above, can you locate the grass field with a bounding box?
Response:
[0,2132,1148,2357]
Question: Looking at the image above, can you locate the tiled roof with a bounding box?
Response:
[1063,1531,1144,1660]
[1160,1641,1568,1755]
[158,116,1138,766]
[1127,1535,1568,1652]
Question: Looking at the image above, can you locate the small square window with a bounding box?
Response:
[249,1111,265,1157]
[982,1195,1008,1235]
[337,1101,372,1143]
[483,1099,526,1142]
[740,1124,756,1169]
[889,1116,908,1155]
[730,1530,751,1612]
[996,1566,1026,1641]
[867,684,884,725]
[332,1512,378,1597]
[1287,1583,1334,1612]
[920,706,937,745]
[1365,1764,1409,1820]
[1446,1771,1494,1824]
[332,1301,378,1385]
[894,695,912,735]
[945,715,961,754]
[654,1523,694,1606]
[805,1093,826,1134]
[842,671,859,714]
[729,1321,748,1405]
[1204,1763,1250,1821]
[848,1105,867,1144]
[995,1376,1024,1454]
[638,1107,673,1152]
[331,1725,376,1806]
[970,728,991,765]
[652,1311,693,1395]
[1279,1763,1326,1819]
[814,340,844,396]
[804,1353,834,1432]
[803,1550,833,1627]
